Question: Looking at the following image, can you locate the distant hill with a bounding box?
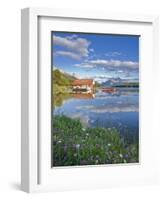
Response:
[101,80,114,87]
[114,82,139,88]
[101,77,139,87]
[53,69,76,86]
[101,77,121,87]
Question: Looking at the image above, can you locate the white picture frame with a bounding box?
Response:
[21,7,159,193]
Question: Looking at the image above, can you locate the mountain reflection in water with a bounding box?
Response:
[53,88,139,138]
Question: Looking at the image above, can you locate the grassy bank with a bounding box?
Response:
[52,115,139,166]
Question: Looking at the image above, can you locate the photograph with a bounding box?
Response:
[52,31,139,167]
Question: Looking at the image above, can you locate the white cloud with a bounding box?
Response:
[53,35,90,59]
[76,104,138,113]
[74,63,95,68]
[93,74,112,79]
[75,59,138,70]
[66,34,78,40]
[55,51,81,60]
[92,74,112,83]
[90,59,108,65]
[89,48,94,52]
[90,105,138,113]
[90,59,138,68]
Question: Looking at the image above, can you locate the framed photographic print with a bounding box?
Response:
[52,31,140,167]
[21,8,159,193]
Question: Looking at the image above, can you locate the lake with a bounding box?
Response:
[53,88,139,141]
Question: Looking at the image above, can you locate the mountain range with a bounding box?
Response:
[53,68,139,87]
[101,77,139,87]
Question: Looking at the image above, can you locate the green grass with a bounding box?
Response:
[52,115,139,166]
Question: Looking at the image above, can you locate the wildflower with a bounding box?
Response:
[95,160,99,164]
[119,154,123,158]
[73,153,77,157]
[76,144,80,149]
[57,140,62,144]
[108,143,111,147]
[82,128,86,131]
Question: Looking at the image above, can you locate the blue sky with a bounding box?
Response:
[52,32,139,83]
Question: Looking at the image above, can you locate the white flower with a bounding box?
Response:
[108,143,111,146]
[58,140,62,144]
[95,160,99,164]
[119,154,123,158]
[76,144,80,149]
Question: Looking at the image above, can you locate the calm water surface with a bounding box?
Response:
[53,88,139,138]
